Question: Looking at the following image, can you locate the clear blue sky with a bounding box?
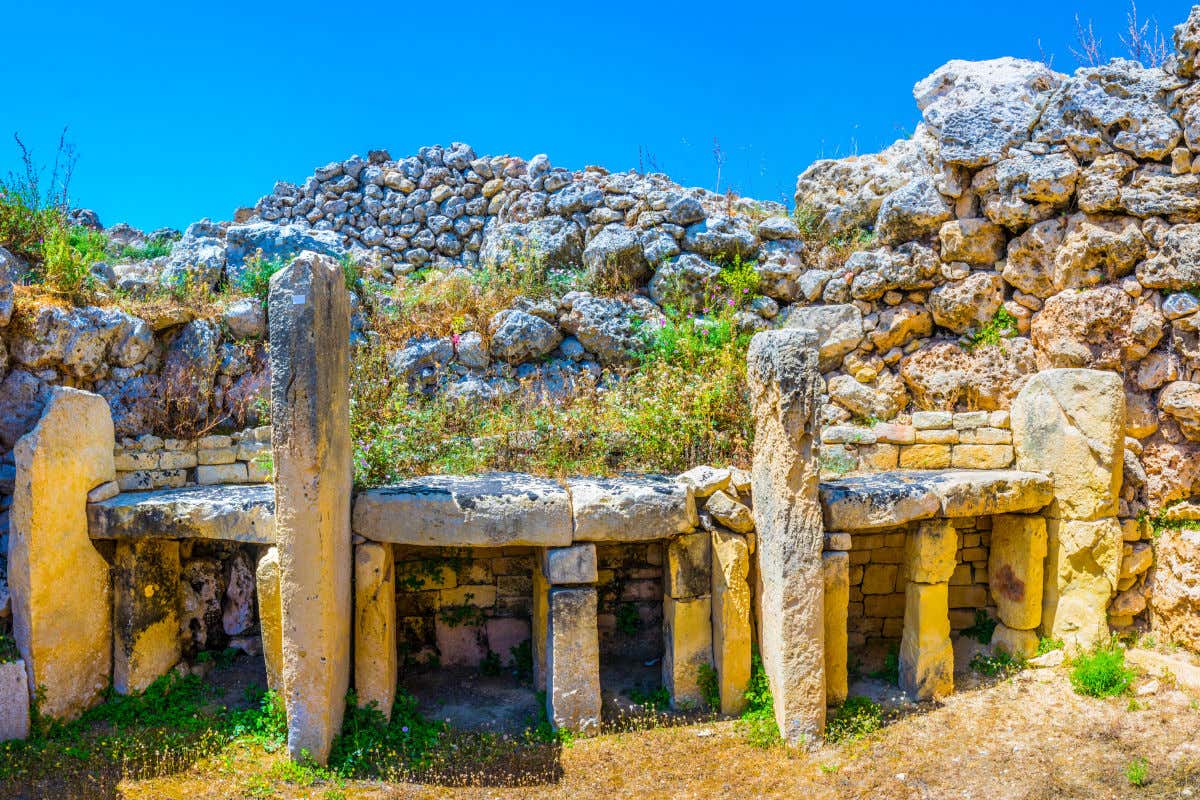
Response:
[3,0,1192,231]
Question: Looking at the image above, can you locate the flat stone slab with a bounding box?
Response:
[569,476,697,541]
[820,470,1052,531]
[87,484,275,543]
[353,473,572,547]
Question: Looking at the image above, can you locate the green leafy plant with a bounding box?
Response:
[869,646,900,686]
[739,651,780,748]
[964,307,1019,351]
[327,690,445,777]
[1036,636,1065,656]
[716,254,761,304]
[479,650,502,677]
[697,662,720,710]
[1070,641,1137,698]
[1126,756,1150,787]
[615,603,641,636]
[970,650,1023,677]
[962,609,998,645]
[509,639,533,682]
[38,224,105,298]
[826,696,883,743]
[237,251,291,302]
[119,237,175,261]
[628,686,671,711]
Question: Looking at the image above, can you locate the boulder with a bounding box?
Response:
[559,293,656,367]
[875,176,953,245]
[826,372,908,420]
[222,298,267,340]
[1159,381,1200,441]
[1137,223,1200,290]
[929,272,1004,334]
[1052,214,1146,291]
[648,253,722,312]
[938,218,1006,265]
[847,243,940,300]
[778,303,863,372]
[481,217,584,269]
[682,215,757,262]
[1042,517,1123,648]
[569,476,697,541]
[704,490,754,533]
[1030,286,1134,370]
[583,225,649,288]
[487,310,562,365]
[1146,527,1200,652]
[161,320,221,434]
[868,302,932,352]
[225,222,346,277]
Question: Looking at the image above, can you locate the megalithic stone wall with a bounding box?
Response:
[269,251,353,764]
[9,387,116,720]
[747,328,826,744]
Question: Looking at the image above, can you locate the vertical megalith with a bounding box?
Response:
[256,547,284,694]
[1011,368,1124,649]
[354,541,396,720]
[899,520,957,700]
[10,387,115,720]
[663,594,713,708]
[821,550,849,706]
[113,539,181,695]
[747,328,825,743]
[711,528,752,715]
[545,587,601,732]
[269,251,353,763]
[532,557,550,692]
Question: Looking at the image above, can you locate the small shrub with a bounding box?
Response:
[1070,642,1136,698]
[739,651,781,748]
[826,696,883,743]
[327,690,445,776]
[237,251,290,301]
[970,650,1023,678]
[628,686,670,711]
[1126,756,1150,787]
[716,255,760,304]
[964,307,1018,351]
[38,224,105,298]
[696,662,720,710]
[1036,636,1065,656]
[962,609,997,645]
[119,238,174,261]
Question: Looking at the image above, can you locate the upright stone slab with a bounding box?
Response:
[663,594,713,708]
[1043,517,1123,648]
[747,328,826,743]
[989,514,1047,631]
[899,582,953,700]
[711,529,752,715]
[10,387,115,720]
[354,542,396,720]
[256,547,284,694]
[532,558,550,692]
[113,539,181,695]
[0,660,30,742]
[269,251,353,764]
[545,587,601,732]
[822,551,850,706]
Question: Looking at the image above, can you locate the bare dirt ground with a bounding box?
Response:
[114,645,1200,800]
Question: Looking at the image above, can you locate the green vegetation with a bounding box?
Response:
[964,307,1019,351]
[738,651,780,748]
[696,663,720,711]
[1036,636,1065,656]
[236,252,290,302]
[326,691,444,777]
[628,686,671,711]
[961,609,997,645]
[1070,641,1137,698]
[1126,756,1150,787]
[970,650,1024,678]
[825,696,883,743]
[615,603,642,636]
[869,646,900,686]
[479,650,502,677]
[118,237,175,261]
[0,631,18,663]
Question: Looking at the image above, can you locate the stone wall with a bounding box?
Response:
[178,541,265,661]
[595,542,664,664]
[822,410,1013,476]
[115,427,272,491]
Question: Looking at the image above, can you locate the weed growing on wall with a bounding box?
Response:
[738,651,780,748]
[961,609,998,645]
[964,307,1018,351]
[696,663,720,710]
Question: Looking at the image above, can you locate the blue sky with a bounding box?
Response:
[3,0,1192,231]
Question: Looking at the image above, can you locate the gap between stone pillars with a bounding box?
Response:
[269,251,353,764]
[747,328,826,744]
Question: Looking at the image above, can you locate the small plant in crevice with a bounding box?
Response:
[970,650,1024,678]
[826,696,883,744]
[1070,640,1137,698]
[739,651,780,748]
[869,646,900,686]
[1036,636,1065,656]
[963,307,1019,351]
[696,662,720,711]
[961,609,998,645]
[1126,756,1150,787]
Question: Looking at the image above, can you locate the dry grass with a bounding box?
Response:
[51,648,1196,800]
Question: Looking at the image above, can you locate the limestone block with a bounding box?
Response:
[569,476,697,541]
[354,542,396,720]
[545,587,601,732]
[0,660,29,742]
[990,623,1039,659]
[663,594,714,709]
[1042,517,1123,648]
[532,558,549,692]
[542,544,597,585]
[90,485,277,544]
[899,582,954,700]
[667,531,712,599]
[988,514,1047,630]
[900,444,952,469]
[822,551,850,706]
[269,252,353,764]
[1011,369,1124,520]
[677,465,732,498]
[196,463,249,485]
[256,547,284,694]
[113,540,181,695]
[905,520,957,584]
[353,473,572,547]
[950,444,1013,469]
[747,328,826,743]
[705,490,755,533]
[711,529,752,715]
[10,387,115,720]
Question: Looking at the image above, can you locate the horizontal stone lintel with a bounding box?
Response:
[87,484,275,543]
[819,469,1053,532]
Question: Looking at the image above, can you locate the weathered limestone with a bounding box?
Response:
[667,531,711,599]
[899,522,956,700]
[9,387,115,720]
[354,473,572,547]
[112,539,181,695]
[990,623,1040,658]
[88,484,275,543]
[545,587,601,732]
[532,558,550,692]
[988,514,1047,630]
[542,543,598,585]
[354,542,396,720]
[747,329,826,743]
[663,594,714,708]
[256,547,284,694]
[711,529,752,715]
[899,582,954,700]
[269,252,352,763]
[822,551,850,706]
[570,476,698,541]
[0,661,29,742]
[1011,369,1124,521]
[1043,517,1123,648]
[705,490,755,533]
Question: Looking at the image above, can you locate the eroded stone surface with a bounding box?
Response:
[712,529,752,716]
[113,539,181,695]
[989,515,1047,630]
[0,661,29,742]
[822,551,850,706]
[1042,517,1123,648]
[355,474,572,547]
[899,582,954,700]
[663,594,714,709]
[256,547,284,694]
[354,542,396,721]
[88,484,275,543]
[545,587,601,732]
[570,476,696,542]
[542,543,598,585]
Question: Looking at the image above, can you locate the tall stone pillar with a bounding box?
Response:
[664,530,713,708]
[988,514,1047,658]
[821,550,849,706]
[256,547,284,694]
[1011,369,1124,649]
[113,539,181,695]
[899,520,956,700]
[354,541,396,720]
[747,328,825,744]
[269,251,353,764]
[711,528,752,715]
[541,544,600,732]
[9,387,115,720]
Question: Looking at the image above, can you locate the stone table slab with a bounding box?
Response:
[87,484,275,543]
